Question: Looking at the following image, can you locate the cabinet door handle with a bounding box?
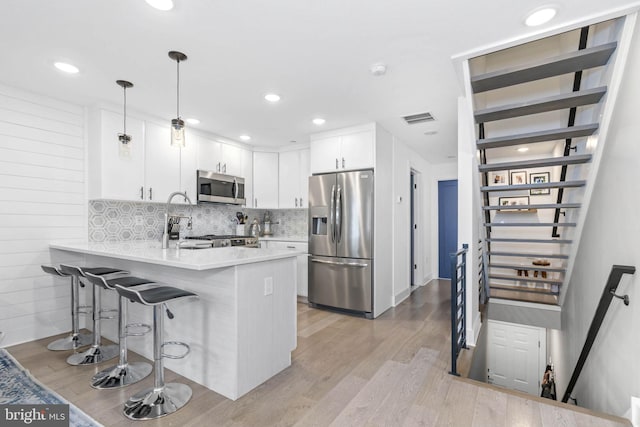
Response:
[216,162,221,172]
[149,187,153,200]
[300,197,303,206]
[184,190,188,203]
[335,158,338,169]
[286,245,296,249]
[295,197,298,208]
[342,157,345,168]
[255,198,258,208]
[223,163,227,174]
[140,186,144,200]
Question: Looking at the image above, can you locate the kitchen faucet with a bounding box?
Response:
[162,191,194,249]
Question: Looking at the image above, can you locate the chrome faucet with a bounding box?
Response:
[162,191,194,249]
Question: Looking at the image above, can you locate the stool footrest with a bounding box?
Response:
[161,341,190,359]
[99,308,118,320]
[126,323,152,337]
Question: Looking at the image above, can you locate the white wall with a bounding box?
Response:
[0,84,86,347]
[549,17,640,418]
[391,136,431,304]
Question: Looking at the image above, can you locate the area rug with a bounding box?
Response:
[0,348,102,427]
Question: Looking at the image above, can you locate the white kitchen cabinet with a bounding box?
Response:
[90,109,192,203]
[144,121,181,202]
[278,148,310,208]
[252,152,279,209]
[91,109,146,201]
[180,135,198,204]
[265,240,308,297]
[196,138,245,176]
[310,125,374,173]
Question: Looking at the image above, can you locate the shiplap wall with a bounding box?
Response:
[0,84,86,347]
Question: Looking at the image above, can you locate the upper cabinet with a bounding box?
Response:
[89,109,197,203]
[279,148,310,208]
[309,124,375,173]
[252,151,279,209]
[196,138,246,176]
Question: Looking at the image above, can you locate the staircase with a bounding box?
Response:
[467,20,625,306]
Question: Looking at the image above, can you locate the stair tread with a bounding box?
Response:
[484,203,581,210]
[490,263,566,272]
[471,42,617,93]
[488,252,569,259]
[489,283,558,295]
[490,288,559,305]
[487,238,573,243]
[481,180,586,192]
[479,154,592,172]
[475,87,607,123]
[485,222,576,227]
[489,273,563,285]
[477,123,599,149]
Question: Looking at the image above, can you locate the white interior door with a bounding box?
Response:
[487,320,545,396]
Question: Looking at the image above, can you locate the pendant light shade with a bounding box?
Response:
[168,50,187,147]
[116,80,133,144]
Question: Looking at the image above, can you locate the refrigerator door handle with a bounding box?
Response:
[310,258,368,268]
[336,185,342,243]
[330,184,336,243]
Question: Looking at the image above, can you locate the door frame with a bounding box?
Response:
[438,179,458,279]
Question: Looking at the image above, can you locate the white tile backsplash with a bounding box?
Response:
[88,200,307,242]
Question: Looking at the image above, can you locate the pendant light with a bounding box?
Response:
[116,80,133,144]
[168,50,188,147]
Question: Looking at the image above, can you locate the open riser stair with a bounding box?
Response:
[467,19,625,306]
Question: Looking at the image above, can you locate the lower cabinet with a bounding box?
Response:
[264,241,308,297]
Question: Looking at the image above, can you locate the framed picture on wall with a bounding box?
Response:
[488,171,508,186]
[510,170,527,186]
[498,196,530,212]
[530,172,551,195]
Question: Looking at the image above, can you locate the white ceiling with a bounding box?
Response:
[2,0,639,163]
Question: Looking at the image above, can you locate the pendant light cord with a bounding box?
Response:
[176,58,180,119]
[123,86,127,134]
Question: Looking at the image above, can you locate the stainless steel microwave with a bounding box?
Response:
[197,170,246,205]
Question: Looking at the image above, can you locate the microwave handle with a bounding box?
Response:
[233,177,238,199]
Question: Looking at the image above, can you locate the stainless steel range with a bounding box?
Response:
[184,235,259,248]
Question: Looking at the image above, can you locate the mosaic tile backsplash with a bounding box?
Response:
[89,200,308,242]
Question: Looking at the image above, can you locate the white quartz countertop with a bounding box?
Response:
[50,240,304,271]
[258,236,308,243]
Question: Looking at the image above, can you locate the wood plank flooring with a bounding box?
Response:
[5,280,629,427]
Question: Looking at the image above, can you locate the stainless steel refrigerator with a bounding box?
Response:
[308,169,374,317]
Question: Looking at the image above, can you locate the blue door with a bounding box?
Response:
[438,180,458,279]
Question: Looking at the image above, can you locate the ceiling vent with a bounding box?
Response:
[402,112,435,125]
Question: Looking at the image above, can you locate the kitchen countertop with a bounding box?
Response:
[257,236,307,243]
[50,240,304,271]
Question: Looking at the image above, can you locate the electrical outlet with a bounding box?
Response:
[264,277,273,296]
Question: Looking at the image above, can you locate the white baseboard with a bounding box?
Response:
[394,287,411,306]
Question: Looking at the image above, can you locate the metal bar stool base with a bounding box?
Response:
[123,383,192,420]
[47,332,93,351]
[91,361,152,389]
[66,344,118,366]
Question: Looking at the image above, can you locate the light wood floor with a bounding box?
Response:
[6,280,628,427]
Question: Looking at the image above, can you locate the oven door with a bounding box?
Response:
[197,170,246,205]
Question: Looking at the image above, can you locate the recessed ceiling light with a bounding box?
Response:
[54,62,79,74]
[239,135,251,141]
[145,0,174,11]
[525,7,557,27]
[264,93,281,103]
[517,147,530,153]
[186,118,200,125]
[312,118,326,126]
[370,63,387,76]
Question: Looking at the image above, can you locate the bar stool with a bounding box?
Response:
[59,264,127,366]
[41,265,93,350]
[84,273,154,389]
[113,283,198,420]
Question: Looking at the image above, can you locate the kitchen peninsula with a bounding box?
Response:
[50,240,303,400]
